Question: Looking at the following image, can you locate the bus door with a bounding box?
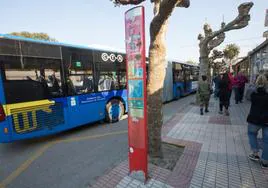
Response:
[93,50,127,123]
[190,66,199,92]
[183,65,191,94]
[172,63,184,98]
[0,60,12,142]
[63,48,104,127]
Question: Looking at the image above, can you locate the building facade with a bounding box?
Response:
[234,39,268,83]
[249,39,268,83]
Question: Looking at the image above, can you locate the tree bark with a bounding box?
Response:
[147,0,185,158]
[147,20,167,158]
[199,45,209,78]
[111,0,190,158]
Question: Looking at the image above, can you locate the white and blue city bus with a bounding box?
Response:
[0,34,127,143]
[0,34,199,143]
[163,60,199,102]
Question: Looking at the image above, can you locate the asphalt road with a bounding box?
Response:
[0,95,195,188]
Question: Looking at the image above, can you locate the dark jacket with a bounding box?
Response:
[213,76,220,89]
[247,87,268,125]
[218,79,230,102]
[236,73,248,88]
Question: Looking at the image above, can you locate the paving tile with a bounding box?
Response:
[191,177,203,185]
[202,182,215,188]
[92,98,268,188]
[189,184,202,188]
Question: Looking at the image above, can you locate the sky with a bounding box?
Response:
[1,0,267,63]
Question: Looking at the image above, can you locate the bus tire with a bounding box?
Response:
[105,99,124,123]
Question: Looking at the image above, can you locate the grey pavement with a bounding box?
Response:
[0,95,195,188]
[94,96,268,188]
[168,98,268,188]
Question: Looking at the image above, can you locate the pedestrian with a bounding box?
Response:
[212,73,220,100]
[237,71,248,103]
[218,73,230,116]
[227,71,234,103]
[233,73,240,104]
[247,74,268,169]
[197,75,211,115]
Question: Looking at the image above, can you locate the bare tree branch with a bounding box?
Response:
[176,0,190,8]
[209,49,223,62]
[112,0,145,5]
[112,0,190,7]
[208,32,225,51]
[150,0,190,42]
[205,2,253,43]
[153,0,161,15]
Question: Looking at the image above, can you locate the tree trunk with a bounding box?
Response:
[147,19,168,158]
[207,63,212,83]
[199,45,209,79]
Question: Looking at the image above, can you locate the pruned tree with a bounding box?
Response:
[198,2,253,78]
[9,31,57,42]
[214,59,227,74]
[111,0,190,158]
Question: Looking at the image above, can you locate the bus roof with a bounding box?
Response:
[0,34,198,67]
[0,34,125,54]
[168,58,199,67]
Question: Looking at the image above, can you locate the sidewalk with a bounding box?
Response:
[91,97,268,188]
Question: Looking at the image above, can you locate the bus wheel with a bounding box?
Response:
[105,99,124,123]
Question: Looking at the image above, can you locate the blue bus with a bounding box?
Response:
[0,35,199,143]
[162,60,199,102]
[0,34,127,143]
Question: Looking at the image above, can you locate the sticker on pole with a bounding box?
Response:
[125,6,148,181]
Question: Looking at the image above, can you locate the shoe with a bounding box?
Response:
[235,101,238,104]
[200,109,204,115]
[205,109,209,113]
[225,110,229,116]
[260,161,268,169]
[219,111,223,114]
[248,153,260,161]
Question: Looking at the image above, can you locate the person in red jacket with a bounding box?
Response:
[237,71,248,103]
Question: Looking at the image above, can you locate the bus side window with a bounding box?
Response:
[96,62,119,92]
[66,76,76,95]
[67,53,94,95]
[3,56,63,103]
[98,74,115,91]
[118,72,126,89]
[190,67,199,81]
[117,62,126,89]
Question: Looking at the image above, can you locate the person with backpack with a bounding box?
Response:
[212,73,220,100]
[247,74,268,169]
[197,75,211,115]
[218,73,231,116]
